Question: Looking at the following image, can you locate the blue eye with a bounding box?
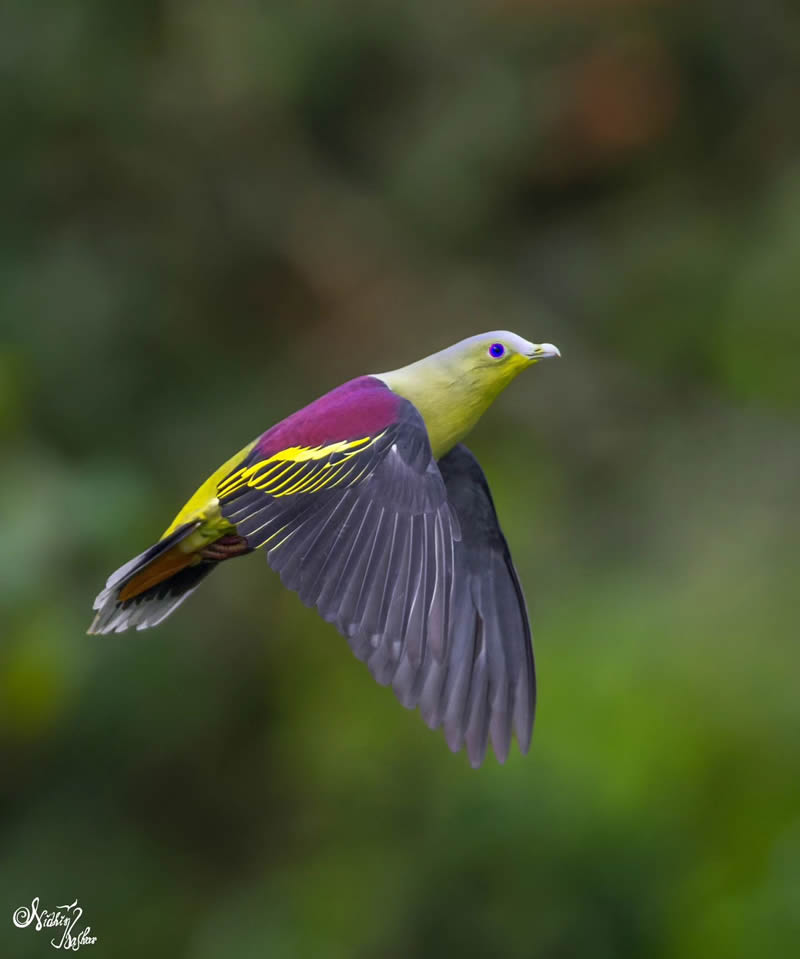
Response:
[489,342,505,358]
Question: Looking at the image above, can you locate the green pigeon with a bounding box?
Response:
[90,333,560,766]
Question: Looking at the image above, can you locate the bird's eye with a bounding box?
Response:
[489,343,505,359]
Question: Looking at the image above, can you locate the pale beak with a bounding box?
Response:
[526,342,561,361]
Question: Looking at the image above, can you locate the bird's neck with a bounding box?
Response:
[374,360,504,460]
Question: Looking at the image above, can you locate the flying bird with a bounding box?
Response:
[89,333,560,766]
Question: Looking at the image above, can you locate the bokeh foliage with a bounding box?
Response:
[2,1,800,956]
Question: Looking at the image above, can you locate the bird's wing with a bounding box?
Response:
[218,380,533,767]
[430,444,535,766]
[217,381,461,720]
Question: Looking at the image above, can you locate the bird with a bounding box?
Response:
[89,332,560,767]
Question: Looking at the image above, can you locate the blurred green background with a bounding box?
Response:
[2,1,800,956]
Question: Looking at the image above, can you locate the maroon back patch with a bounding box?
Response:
[256,376,401,457]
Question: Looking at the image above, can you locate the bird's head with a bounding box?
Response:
[452,330,560,370]
[375,331,560,456]
[438,331,561,394]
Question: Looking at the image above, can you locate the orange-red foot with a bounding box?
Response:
[200,535,251,562]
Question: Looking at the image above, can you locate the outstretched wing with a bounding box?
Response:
[218,377,461,717]
[218,379,533,767]
[431,444,535,766]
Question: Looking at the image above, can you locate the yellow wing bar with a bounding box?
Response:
[218,432,387,501]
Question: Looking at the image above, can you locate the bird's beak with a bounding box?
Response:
[525,342,561,363]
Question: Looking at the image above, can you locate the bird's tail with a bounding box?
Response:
[88,521,216,634]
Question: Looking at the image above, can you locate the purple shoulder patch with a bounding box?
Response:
[256,376,401,456]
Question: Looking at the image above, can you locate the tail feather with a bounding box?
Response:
[89,521,215,634]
